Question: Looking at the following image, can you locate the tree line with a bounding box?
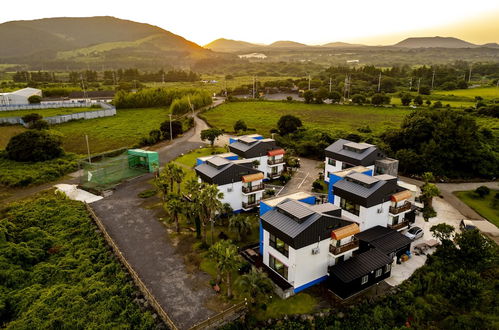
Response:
[113,88,212,110]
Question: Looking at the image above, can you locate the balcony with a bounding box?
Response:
[267,172,281,179]
[388,220,410,231]
[389,201,412,214]
[242,183,264,194]
[242,200,261,210]
[268,158,285,166]
[329,238,359,255]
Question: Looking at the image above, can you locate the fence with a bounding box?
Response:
[189,300,247,330]
[0,103,116,126]
[0,101,93,111]
[84,203,178,330]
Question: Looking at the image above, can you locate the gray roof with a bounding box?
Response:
[329,249,392,283]
[239,136,258,144]
[324,139,382,166]
[348,172,379,185]
[276,200,315,221]
[334,178,385,199]
[262,209,321,239]
[371,231,412,254]
[229,139,279,158]
[355,225,393,242]
[195,160,261,186]
[308,203,341,214]
[206,156,230,168]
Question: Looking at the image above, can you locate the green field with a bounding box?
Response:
[51,107,169,154]
[202,101,411,135]
[433,87,499,101]
[392,97,476,108]
[0,106,99,118]
[0,125,25,149]
[455,190,499,227]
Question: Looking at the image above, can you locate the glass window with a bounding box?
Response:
[340,198,360,216]
[361,275,368,285]
[269,255,288,280]
[375,269,382,278]
[392,215,399,225]
[328,158,336,166]
[385,264,391,273]
[269,233,289,257]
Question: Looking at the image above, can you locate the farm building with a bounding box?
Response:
[0,87,42,105]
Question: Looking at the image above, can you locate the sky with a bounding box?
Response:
[0,0,498,46]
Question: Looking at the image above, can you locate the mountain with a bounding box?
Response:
[204,38,259,52]
[394,36,476,48]
[268,41,308,48]
[321,41,365,48]
[481,43,499,48]
[0,16,214,68]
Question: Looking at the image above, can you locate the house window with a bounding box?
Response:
[340,198,360,216]
[391,215,399,225]
[269,233,289,257]
[342,162,354,170]
[385,264,391,273]
[328,158,336,166]
[269,255,288,280]
[375,269,382,278]
[361,275,368,285]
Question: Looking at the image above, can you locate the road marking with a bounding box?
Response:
[297,172,310,189]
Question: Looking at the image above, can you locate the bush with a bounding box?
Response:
[21,113,42,124]
[277,115,302,135]
[312,180,323,192]
[30,119,49,130]
[6,130,64,162]
[233,119,248,132]
[28,95,42,104]
[160,120,183,140]
[475,186,490,198]
[432,101,443,109]
[371,93,390,105]
[351,94,366,105]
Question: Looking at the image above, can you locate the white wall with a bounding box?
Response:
[334,196,390,230]
[324,158,343,182]
[218,182,243,211]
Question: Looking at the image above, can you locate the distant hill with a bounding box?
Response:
[321,41,365,48]
[268,41,308,48]
[0,16,214,68]
[394,36,476,48]
[204,38,259,52]
[481,43,499,48]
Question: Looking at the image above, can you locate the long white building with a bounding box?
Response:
[0,88,42,105]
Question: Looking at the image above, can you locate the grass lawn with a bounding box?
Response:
[0,125,26,149]
[0,106,100,118]
[202,101,410,135]
[255,293,318,320]
[51,107,170,154]
[454,190,499,227]
[433,87,499,101]
[391,97,476,108]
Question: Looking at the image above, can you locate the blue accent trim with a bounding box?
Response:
[260,202,272,216]
[299,196,316,205]
[233,209,242,214]
[226,155,239,160]
[363,169,373,176]
[259,219,264,255]
[294,275,328,293]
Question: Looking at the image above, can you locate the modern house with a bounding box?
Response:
[194,156,264,212]
[331,172,416,231]
[229,135,285,180]
[0,87,42,105]
[324,139,398,183]
[260,199,354,297]
[355,225,412,261]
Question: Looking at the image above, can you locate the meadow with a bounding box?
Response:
[455,190,499,227]
[0,106,99,118]
[433,86,499,101]
[201,101,411,135]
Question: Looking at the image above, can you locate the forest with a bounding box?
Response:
[0,192,158,329]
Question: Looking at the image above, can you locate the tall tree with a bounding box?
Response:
[210,240,242,298]
[201,128,224,147]
[229,215,252,242]
[164,194,183,233]
[199,184,224,245]
[236,268,274,307]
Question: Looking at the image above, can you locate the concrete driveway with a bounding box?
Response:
[278,158,323,196]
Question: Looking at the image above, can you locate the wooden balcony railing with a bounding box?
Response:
[267,172,281,179]
[389,201,412,214]
[268,158,285,165]
[242,183,264,193]
[329,238,359,255]
[242,200,261,209]
[388,220,410,231]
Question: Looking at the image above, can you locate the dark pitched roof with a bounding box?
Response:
[371,231,412,254]
[333,173,401,208]
[229,139,279,158]
[324,139,384,166]
[195,159,261,186]
[329,249,392,283]
[261,201,351,249]
[355,225,393,242]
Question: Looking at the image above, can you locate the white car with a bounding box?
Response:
[405,226,424,241]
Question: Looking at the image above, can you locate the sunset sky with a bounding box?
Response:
[0,0,498,46]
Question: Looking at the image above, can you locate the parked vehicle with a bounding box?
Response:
[404,226,424,240]
[460,219,476,231]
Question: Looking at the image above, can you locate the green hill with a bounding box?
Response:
[0,16,215,69]
[204,38,259,53]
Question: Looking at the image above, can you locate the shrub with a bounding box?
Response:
[277,115,302,135]
[312,180,323,191]
[160,120,183,140]
[6,130,64,162]
[30,119,49,130]
[21,113,42,124]
[233,119,248,132]
[475,186,490,198]
[351,94,366,105]
[371,93,391,105]
[27,95,42,104]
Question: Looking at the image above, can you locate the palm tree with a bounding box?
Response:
[229,215,252,242]
[163,163,176,193]
[199,184,223,245]
[208,239,232,283]
[236,268,274,305]
[164,194,183,233]
[210,240,241,298]
[153,171,170,202]
[185,179,203,239]
[171,165,184,194]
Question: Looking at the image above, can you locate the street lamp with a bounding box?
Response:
[169,113,173,141]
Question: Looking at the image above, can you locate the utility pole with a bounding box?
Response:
[417,78,421,94]
[409,77,413,91]
[329,77,332,93]
[80,74,87,100]
[308,74,311,90]
[162,72,165,84]
[377,72,382,92]
[169,114,173,141]
[431,69,436,90]
[85,135,91,164]
[188,96,194,117]
[343,74,351,101]
[252,76,256,99]
[468,65,472,83]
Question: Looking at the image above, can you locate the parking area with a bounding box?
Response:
[386,196,463,286]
